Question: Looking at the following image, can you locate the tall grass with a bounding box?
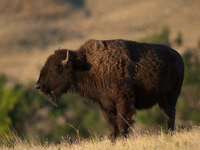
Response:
[1,126,200,150]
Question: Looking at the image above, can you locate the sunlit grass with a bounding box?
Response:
[1,126,200,150]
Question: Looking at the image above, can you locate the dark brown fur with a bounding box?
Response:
[35,39,184,142]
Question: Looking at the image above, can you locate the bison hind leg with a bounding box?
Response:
[159,83,182,133]
[159,100,176,131]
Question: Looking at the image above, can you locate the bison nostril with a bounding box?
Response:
[35,83,42,90]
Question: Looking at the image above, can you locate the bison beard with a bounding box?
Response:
[35,39,184,143]
[47,91,60,106]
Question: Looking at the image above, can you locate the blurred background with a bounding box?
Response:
[0,0,200,143]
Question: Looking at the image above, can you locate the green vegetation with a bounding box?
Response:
[141,27,171,47]
[0,77,107,143]
[0,27,200,144]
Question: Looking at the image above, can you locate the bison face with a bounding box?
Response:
[35,50,72,106]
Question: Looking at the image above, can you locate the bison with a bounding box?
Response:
[35,39,184,142]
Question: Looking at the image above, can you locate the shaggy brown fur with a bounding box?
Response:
[35,39,184,142]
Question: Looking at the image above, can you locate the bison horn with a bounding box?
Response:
[62,50,69,65]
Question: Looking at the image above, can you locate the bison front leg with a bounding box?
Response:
[101,110,119,143]
[116,101,135,139]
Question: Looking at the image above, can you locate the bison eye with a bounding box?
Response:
[50,65,61,74]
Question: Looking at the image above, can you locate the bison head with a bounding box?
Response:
[35,50,72,106]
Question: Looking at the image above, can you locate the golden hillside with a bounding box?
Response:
[0,0,200,85]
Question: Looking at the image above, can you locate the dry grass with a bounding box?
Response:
[1,126,200,150]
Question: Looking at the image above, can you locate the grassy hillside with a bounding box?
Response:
[1,126,200,150]
[0,1,200,148]
[0,0,200,85]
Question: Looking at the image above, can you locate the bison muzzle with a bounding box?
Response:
[35,39,184,142]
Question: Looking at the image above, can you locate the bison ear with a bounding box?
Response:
[73,59,92,71]
[62,50,69,65]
